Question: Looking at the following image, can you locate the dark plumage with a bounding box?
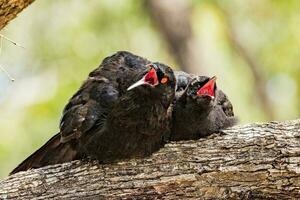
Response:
[11,51,176,174]
[171,71,237,141]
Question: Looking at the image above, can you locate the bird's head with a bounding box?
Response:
[186,76,217,109]
[127,63,176,107]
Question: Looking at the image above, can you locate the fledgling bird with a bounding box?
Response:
[171,71,237,141]
[11,51,176,174]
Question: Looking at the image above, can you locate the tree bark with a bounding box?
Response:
[1,120,300,199]
[0,0,34,30]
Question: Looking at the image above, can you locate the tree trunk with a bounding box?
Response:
[1,120,299,199]
[0,0,34,30]
[145,0,206,75]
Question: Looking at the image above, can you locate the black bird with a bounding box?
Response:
[171,71,237,141]
[11,51,176,174]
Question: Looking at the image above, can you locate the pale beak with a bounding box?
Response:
[211,76,217,82]
[127,78,147,91]
[127,67,158,91]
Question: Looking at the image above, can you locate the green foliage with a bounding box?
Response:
[0,0,298,177]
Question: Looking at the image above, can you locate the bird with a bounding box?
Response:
[11,51,176,174]
[170,71,237,141]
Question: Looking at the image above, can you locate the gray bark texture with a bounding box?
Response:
[0,0,34,30]
[0,120,300,199]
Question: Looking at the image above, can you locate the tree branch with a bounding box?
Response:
[0,0,34,30]
[1,120,300,199]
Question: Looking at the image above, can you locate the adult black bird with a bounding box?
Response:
[11,51,176,174]
[171,71,237,141]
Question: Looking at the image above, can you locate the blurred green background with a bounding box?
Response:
[0,0,299,178]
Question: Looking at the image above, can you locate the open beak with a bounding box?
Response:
[127,68,158,91]
[196,76,216,98]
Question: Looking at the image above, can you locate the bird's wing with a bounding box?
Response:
[60,51,152,143]
[59,77,119,143]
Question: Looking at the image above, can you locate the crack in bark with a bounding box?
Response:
[0,120,300,199]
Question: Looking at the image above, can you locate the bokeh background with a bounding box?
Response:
[0,0,299,177]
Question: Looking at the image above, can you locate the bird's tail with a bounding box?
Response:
[10,133,79,175]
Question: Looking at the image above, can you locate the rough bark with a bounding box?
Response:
[0,0,34,30]
[1,120,300,199]
[146,0,205,74]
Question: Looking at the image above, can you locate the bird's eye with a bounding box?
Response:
[161,76,169,84]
